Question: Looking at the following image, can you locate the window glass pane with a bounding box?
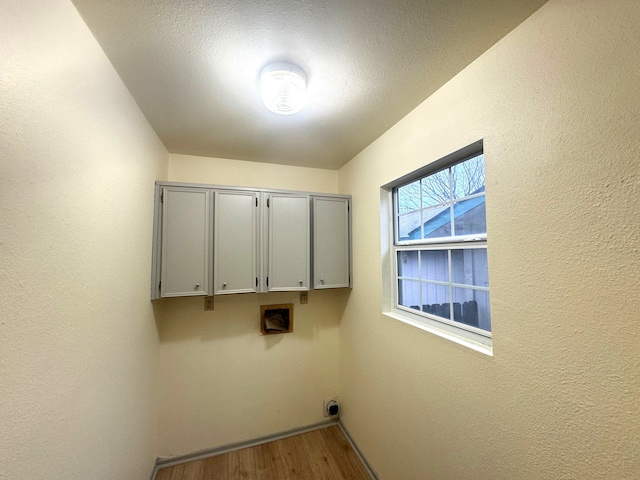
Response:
[398,279,421,310]
[422,205,451,239]
[421,169,450,207]
[420,250,448,282]
[397,180,421,214]
[451,249,489,287]
[397,251,419,278]
[452,196,486,236]
[453,288,491,332]
[392,148,490,339]
[452,154,485,199]
[397,211,422,241]
[421,283,450,318]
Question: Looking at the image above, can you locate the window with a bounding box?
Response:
[385,143,491,350]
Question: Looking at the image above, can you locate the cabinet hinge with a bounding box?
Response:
[158,281,162,291]
[160,192,164,203]
[256,277,258,287]
[267,198,270,208]
[266,276,269,287]
[256,197,258,207]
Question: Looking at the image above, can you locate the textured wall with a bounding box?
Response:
[157,154,345,456]
[168,153,339,192]
[0,1,168,479]
[338,1,640,479]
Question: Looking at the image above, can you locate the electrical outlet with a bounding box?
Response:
[300,292,308,304]
[204,297,214,311]
[323,396,340,417]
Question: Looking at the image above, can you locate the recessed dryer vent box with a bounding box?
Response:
[260,304,293,335]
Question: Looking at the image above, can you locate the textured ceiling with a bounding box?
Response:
[71,0,547,169]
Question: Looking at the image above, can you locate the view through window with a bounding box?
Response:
[394,151,491,337]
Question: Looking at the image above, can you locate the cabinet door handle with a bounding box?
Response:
[222,282,227,288]
[320,278,325,284]
[195,283,200,289]
[299,280,303,286]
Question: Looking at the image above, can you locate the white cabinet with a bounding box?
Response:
[151,182,351,299]
[266,193,310,291]
[313,196,350,289]
[159,187,211,297]
[214,190,259,294]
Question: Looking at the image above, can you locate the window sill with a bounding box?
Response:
[382,310,493,356]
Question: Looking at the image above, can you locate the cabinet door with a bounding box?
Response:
[214,190,258,294]
[313,197,351,289]
[267,194,310,291]
[160,187,211,297]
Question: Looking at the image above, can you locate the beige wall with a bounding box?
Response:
[0,1,168,479]
[168,153,339,192]
[338,1,640,479]
[156,154,345,456]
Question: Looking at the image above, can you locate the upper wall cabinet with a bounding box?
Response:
[151,182,351,300]
[266,193,310,291]
[313,197,351,289]
[158,187,212,298]
[214,190,259,294]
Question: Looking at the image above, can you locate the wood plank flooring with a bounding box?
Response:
[155,425,370,480]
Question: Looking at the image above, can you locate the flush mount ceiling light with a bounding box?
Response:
[260,62,307,115]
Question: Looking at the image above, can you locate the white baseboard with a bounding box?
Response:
[338,420,378,480]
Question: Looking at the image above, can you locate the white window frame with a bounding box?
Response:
[381,141,492,355]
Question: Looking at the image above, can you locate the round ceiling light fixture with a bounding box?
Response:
[260,62,307,115]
